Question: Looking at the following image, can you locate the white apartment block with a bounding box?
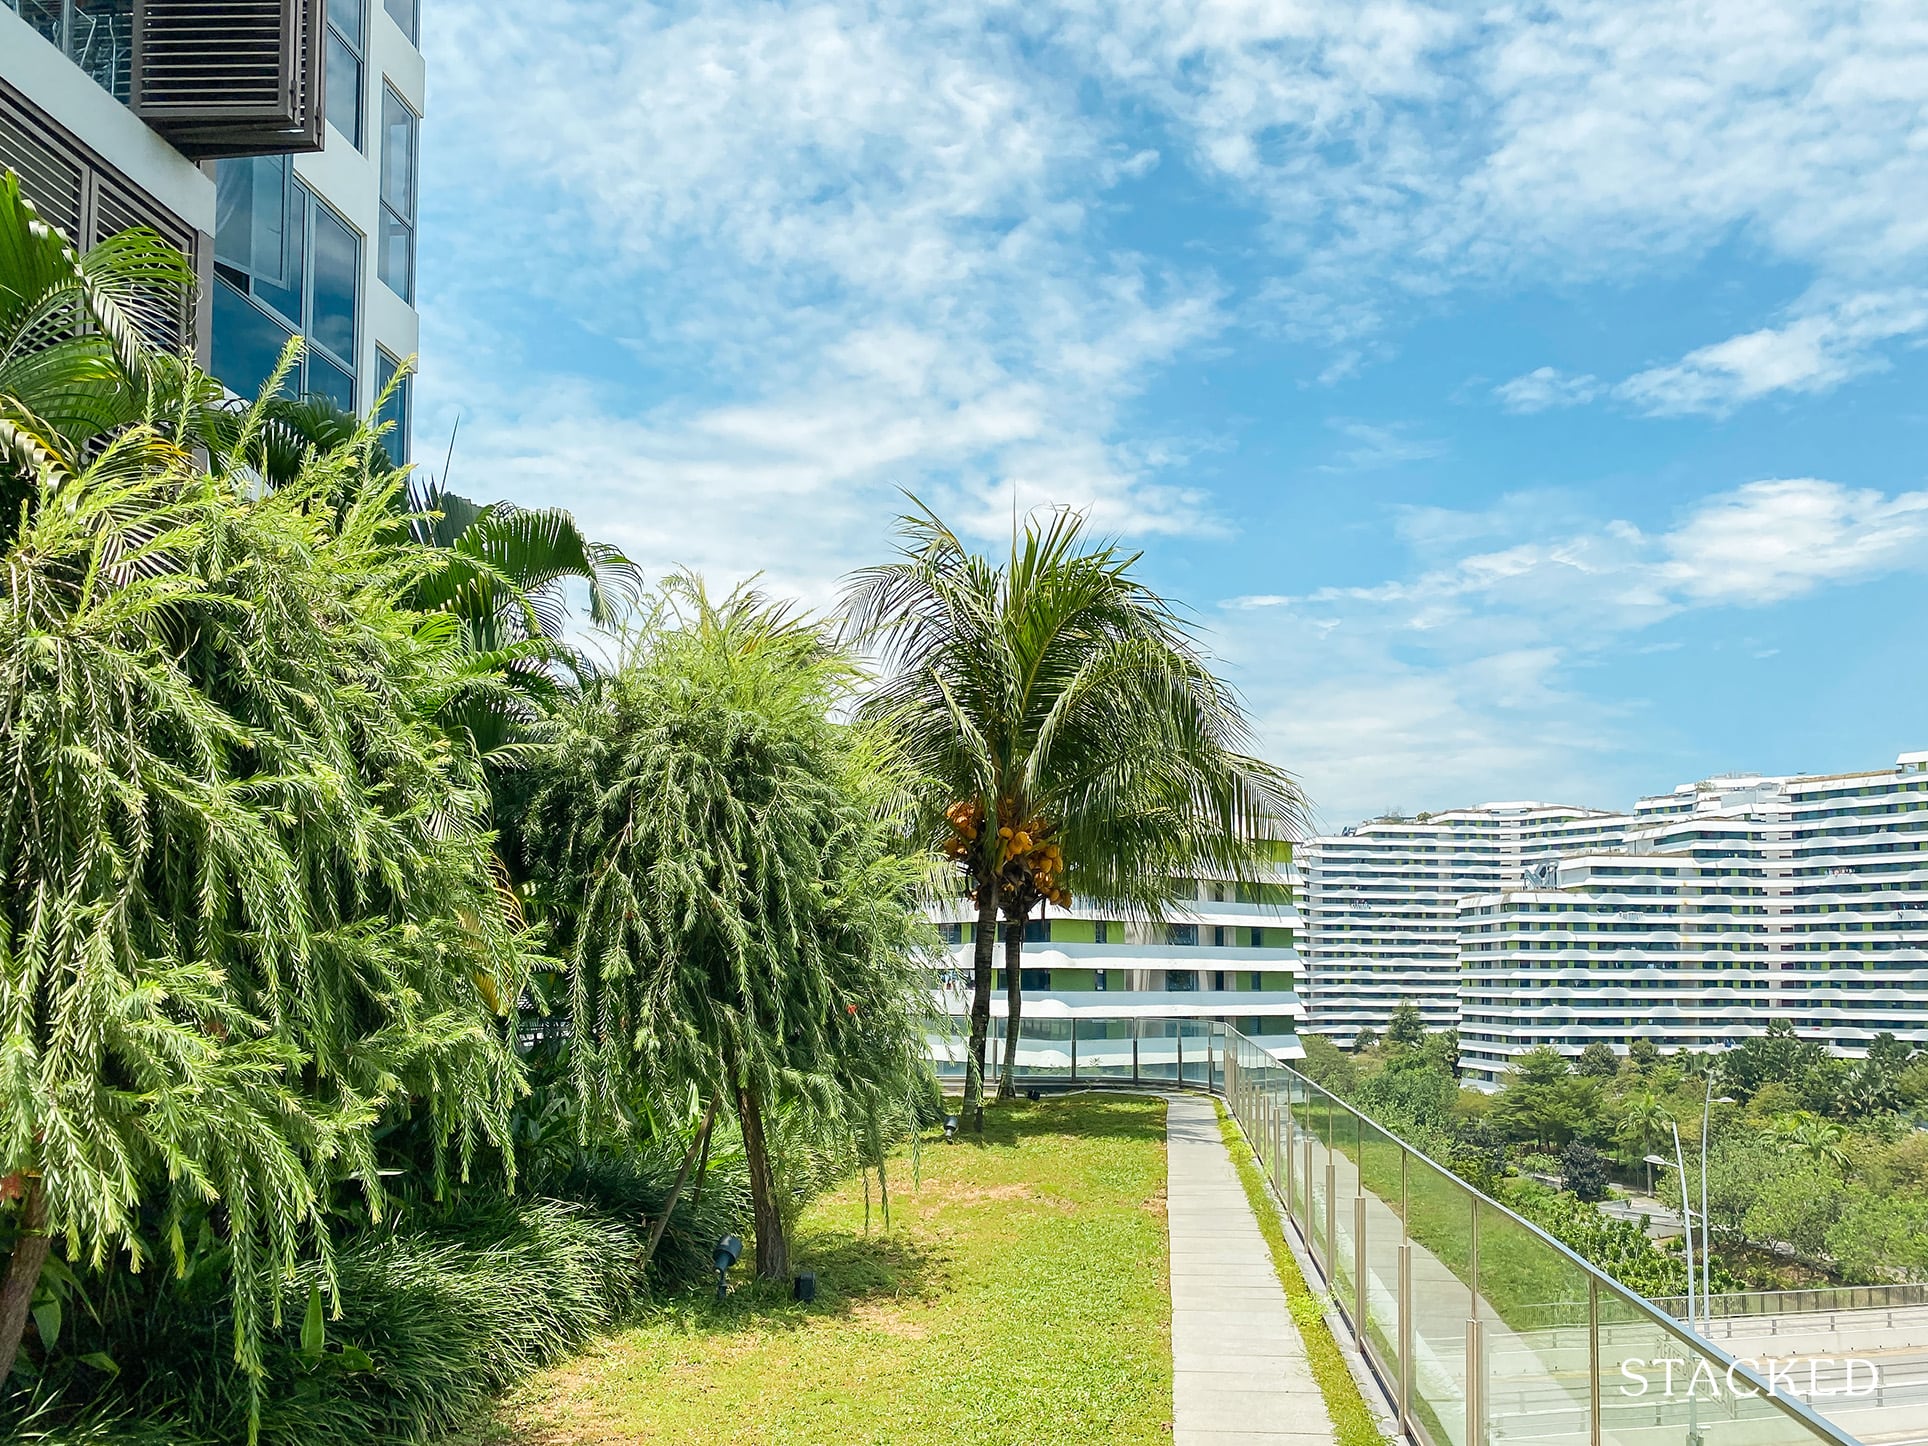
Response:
[1301,805,1629,1047]
[3,0,422,461]
[1459,753,1928,1086]
[932,846,1307,1064]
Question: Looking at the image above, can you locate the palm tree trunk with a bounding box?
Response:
[0,1177,49,1382]
[965,884,999,1133]
[997,914,1026,1099]
[734,1072,789,1281]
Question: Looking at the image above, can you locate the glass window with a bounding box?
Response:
[1022,919,1049,943]
[384,0,418,43]
[214,155,291,292]
[212,277,295,402]
[1165,970,1199,992]
[308,351,356,411]
[375,351,409,465]
[1167,922,1198,947]
[325,29,362,145]
[310,203,359,367]
[1093,970,1107,992]
[379,86,418,301]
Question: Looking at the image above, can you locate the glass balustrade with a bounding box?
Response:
[929,1013,1865,1446]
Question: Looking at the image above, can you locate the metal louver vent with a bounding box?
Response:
[132,0,323,158]
[0,76,206,361]
[0,90,86,241]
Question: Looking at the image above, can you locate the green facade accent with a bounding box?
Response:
[1051,918,1098,943]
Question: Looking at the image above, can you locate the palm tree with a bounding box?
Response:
[1615,1090,1673,1194]
[843,502,1304,1123]
[1763,1112,1851,1174]
[515,577,934,1280]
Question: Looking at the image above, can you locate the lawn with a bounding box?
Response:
[460,1095,1172,1446]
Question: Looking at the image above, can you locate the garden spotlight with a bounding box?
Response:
[943,1113,959,1142]
[713,1234,742,1301]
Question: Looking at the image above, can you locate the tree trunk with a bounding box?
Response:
[997,912,1028,1099]
[964,883,999,1133]
[734,1073,789,1281]
[0,1177,49,1382]
[637,1097,717,1281]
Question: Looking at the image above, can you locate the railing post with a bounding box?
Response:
[1176,1028,1184,1084]
[1284,1100,1296,1224]
[1324,1156,1336,1280]
[1588,1276,1602,1446]
[1131,1026,1140,1085]
[1353,1193,1367,1339]
[1467,1195,1483,1446]
[1398,1239,1413,1437]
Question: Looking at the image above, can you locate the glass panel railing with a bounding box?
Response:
[923,1014,1865,1446]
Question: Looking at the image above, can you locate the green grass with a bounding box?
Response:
[1213,1100,1391,1446]
[457,1096,1172,1446]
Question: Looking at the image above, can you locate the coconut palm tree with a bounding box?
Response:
[843,502,1304,1124]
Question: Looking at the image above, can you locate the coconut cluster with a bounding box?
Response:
[942,799,1070,909]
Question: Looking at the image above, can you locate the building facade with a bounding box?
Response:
[933,846,1307,1064]
[1458,753,1928,1086]
[2,0,419,460]
[1301,804,1628,1047]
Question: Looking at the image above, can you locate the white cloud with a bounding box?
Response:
[1616,290,1928,415]
[1219,476,1928,821]
[415,0,1228,597]
[1323,419,1445,470]
[1494,366,1600,413]
[1659,479,1928,604]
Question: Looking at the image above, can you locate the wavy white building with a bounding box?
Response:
[1459,753,1928,1086]
[1300,805,1629,1046]
[931,846,1306,1064]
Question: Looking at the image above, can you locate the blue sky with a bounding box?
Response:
[412,0,1928,827]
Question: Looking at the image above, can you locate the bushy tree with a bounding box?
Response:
[1627,1039,1662,1074]
[1384,1003,1426,1051]
[1560,1142,1613,1203]
[1576,1043,1620,1079]
[0,405,530,1390]
[515,579,935,1280]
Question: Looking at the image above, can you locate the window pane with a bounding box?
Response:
[215,156,297,293]
[378,207,413,302]
[310,204,359,367]
[383,0,417,43]
[375,352,409,465]
[328,0,363,46]
[212,278,296,402]
[381,88,416,217]
[326,31,363,146]
[308,351,356,412]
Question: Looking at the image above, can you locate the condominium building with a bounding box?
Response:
[932,846,1307,1064]
[2,0,421,459]
[1300,805,1629,1046]
[1458,753,1928,1086]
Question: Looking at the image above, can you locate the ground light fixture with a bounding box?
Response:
[793,1271,817,1303]
[943,1113,959,1142]
[1025,1087,1042,1102]
[713,1234,742,1301]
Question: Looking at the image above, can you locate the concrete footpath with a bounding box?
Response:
[1167,1093,1338,1446]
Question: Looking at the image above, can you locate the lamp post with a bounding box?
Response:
[1697,1048,1734,1334]
[1669,1123,1695,1332]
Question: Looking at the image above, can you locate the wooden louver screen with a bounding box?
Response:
[131,0,324,158]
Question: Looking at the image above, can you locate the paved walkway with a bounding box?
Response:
[1167,1093,1337,1446]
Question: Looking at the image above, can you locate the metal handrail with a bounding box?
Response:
[1213,1022,1866,1446]
[931,1014,1868,1446]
